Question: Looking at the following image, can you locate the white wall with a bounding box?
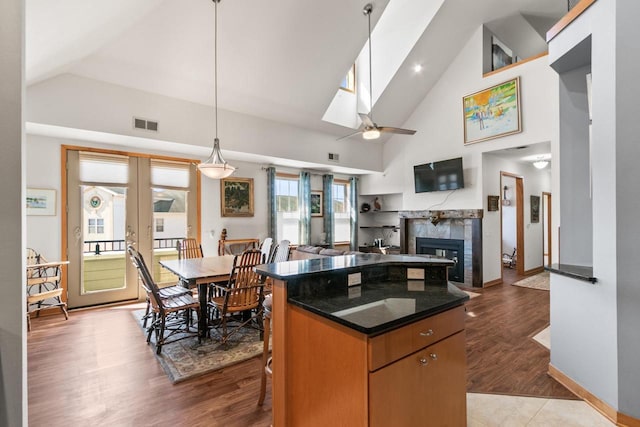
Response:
[26,74,383,173]
[0,0,27,424]
[361,25,557,284]
[200,160,268,256]
[548,0,619,412]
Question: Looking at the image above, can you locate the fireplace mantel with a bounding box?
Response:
[399,209,483,287]
[399,209,483,220]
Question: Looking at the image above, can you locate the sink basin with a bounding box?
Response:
[331,298,416,328]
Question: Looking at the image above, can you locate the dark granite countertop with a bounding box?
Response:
[288,281,468,336]
[545,263,597,284]
[255,253,454,280]
[256,254,467,336]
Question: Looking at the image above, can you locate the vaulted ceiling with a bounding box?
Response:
[26,0,566,143]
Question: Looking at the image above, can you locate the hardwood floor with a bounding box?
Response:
[28,269,574,426]
[464,268,576,399]
[27,304,272,427]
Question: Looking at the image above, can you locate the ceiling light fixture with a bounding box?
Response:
[362,129,381,140]
[533,160,549,169]
[413,64,423,73]
[198,0,235,180]
[337,4,416,141]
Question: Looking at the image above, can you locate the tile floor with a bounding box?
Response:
[467,393,615,426]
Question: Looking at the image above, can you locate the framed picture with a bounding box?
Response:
[220,177,254,217]
[530,195,540,223]
[487,195,500,212]
[463,77,521,145]
[491,36,513,71]
[311,190,323,217]
[26,188,56,216]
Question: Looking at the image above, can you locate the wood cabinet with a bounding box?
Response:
[369,331,467,427]
[272,280,467,427]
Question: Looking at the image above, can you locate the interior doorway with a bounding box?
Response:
[501,172,524,277]
[542,192,552,266]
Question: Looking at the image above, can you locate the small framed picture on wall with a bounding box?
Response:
[311,191,323,217]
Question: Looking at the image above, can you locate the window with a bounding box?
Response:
[275,175,300,245]
[88,218,104,234]
[155,218,165,232]
[340,64,356,92]
[332,180,351,243]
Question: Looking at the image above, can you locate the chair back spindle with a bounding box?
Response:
[177,238,204,260]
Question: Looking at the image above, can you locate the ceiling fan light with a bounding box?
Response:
[363,129,381,140]
[533,160,549,169]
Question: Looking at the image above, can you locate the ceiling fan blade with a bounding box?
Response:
[336,129,364,141]
[378,126,417,135]
[358,113,375,128]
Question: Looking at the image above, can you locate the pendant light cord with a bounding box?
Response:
[367,7,373,122]
[214,0,218,140]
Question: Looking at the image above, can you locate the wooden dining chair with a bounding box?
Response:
[257,294,273,406]
[128,246,199,354]
[177,238,204,260]
[208,249,264,344]
[26,248,68,331]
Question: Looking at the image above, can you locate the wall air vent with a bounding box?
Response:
[328,153,340,162]
[133,117,159,132]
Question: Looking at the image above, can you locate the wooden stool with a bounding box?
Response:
[258,294,272,406]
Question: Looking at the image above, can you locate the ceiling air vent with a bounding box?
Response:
[328,153,340,162]
[133,117,159,132]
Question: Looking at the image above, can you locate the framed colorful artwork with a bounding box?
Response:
[463,77,521,145]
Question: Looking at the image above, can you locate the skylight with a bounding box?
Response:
[322,0,445,132]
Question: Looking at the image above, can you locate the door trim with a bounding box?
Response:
[500,172,525,280]
[60,145,202,308]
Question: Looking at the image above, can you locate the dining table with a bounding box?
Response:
[159,255,235,338]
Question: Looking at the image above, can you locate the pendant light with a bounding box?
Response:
[198,0,236,179]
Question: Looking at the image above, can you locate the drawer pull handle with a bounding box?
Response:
[430,353,438,361]
[419,357,429,366]
[420,329,434,337]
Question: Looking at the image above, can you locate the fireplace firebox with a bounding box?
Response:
[417,237,465,283]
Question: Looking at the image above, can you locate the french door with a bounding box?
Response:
[65,149,199,309]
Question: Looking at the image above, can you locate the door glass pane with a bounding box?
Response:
[152,188,188,284]
[82,185,127,293]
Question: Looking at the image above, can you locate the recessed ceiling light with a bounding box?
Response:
[413,64,423,73]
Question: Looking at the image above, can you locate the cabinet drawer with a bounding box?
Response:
[368,305,465,371]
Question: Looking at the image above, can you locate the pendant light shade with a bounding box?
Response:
[198,0,235,179]
[198,138,236,179]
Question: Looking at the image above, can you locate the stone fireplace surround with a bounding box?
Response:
[399,210,483,287]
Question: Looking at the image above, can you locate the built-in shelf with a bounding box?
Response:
[545,264,597,284]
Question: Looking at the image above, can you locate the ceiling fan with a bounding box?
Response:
[338,3,416,141]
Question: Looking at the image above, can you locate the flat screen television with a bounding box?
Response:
[414,157,465,193]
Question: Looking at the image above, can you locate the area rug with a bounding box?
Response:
[132,311,265,383]
[532,325,551,350]
[512,271,550,291]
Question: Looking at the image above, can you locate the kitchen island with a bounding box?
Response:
[256,254,469,427]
